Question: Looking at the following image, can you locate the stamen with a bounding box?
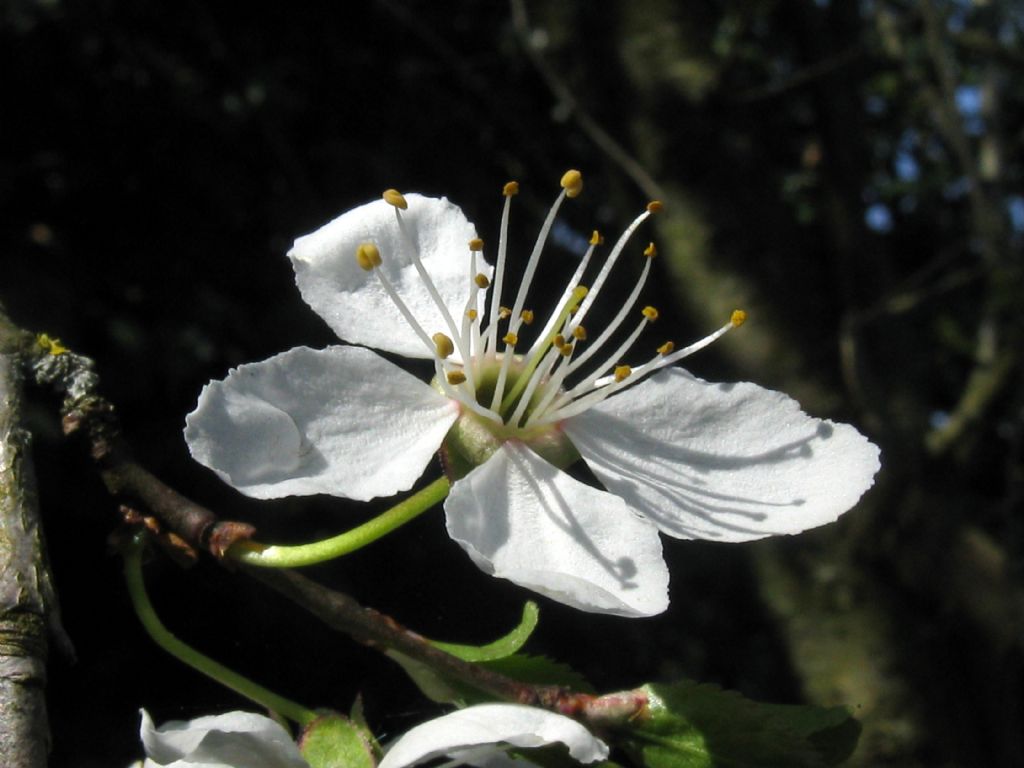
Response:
[499,306,512,319]
[560,169,583,198]
[503,332,518,346]
[466,309,478,320]
[731,309,747,327]
[432,358,501,425]
[572,326,587,340]
[527,227,599,355]
[614,365,632,383]
[562,249,654,375]
[355,242,382,271]
[520,310,535,325]
[474,273,490,289]
[447,370,467,385]
[490,342,517,412]
[657,341,675,355]
[572,208,653,329]
[529,305,658,426]
[508,345,563,427]
[382,189,408,209]
[433,333,455,359]
[535,313,743,425]
[356,244,436,358]
[641,306,659,322]
[506,171,581,343]
[484,183,518,361]
[646,200,663,213]
[390,204,470,368]
[643,242,657,258]
[498,285,587,417]
[554,334,566,347]
[469,237,484,252]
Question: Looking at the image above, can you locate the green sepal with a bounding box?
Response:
[388,601,547,703]
[618,681,861,768]
[298,711,377,768]
[433,601,539,661]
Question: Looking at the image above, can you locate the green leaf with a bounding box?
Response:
[386,649,463,703]
[298,712,376,768]
[433,601,540,661]
[619,681,860,768]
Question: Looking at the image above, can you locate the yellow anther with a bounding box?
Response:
[731,309,748,328]
[643,242,657,258]
[355,242,382,271]
[503,332,518,346]
[553,334,566,348]
[499,306,512,319]
[474,273,490,289]
[646,200,663,214]
[560,344,574,357]
[466,309,478,320]
[447,370,467,385]
[560,169,583,198]
[432,333,455,359]
[503,181,520,197]
[657,341,675,356]
[642,306,659,322]
[382,189,408,209]
[520,310,535,325]
[469,237,484,252]
[572,325,587,340]
[614,365,632,383]
[589,230,603,246]
[36,333,67,356]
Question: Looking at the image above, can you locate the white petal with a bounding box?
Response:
[139,709,308,768]
[444,443,669,617]
[564,369,881,542]
[184,346,458,501]
[378,704,609,768]
[289,195,488,359]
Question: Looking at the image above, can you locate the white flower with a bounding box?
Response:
[133,705,606,768]
[378,703,609,768]
[136,709,308,768]
[185,172,880,617]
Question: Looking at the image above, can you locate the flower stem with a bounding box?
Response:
[122,534,318,727]
[229,476,450,568]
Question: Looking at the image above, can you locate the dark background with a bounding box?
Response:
[2,1,1022,765]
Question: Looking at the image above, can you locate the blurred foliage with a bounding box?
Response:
[2,1,1022,766]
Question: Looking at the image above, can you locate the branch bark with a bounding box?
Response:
[0,331,52,768]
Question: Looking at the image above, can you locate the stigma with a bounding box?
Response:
[353,171,745,437]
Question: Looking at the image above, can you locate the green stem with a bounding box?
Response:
[229,476,450,568]
[122,535,317,726]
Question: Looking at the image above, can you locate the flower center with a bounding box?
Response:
[439,357,582,479]
[355,172,746,475]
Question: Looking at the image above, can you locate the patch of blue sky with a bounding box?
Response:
[865,202,894,233]
[894,150,920,182]
[955,84,985,136]
[1008,196,1024,234]
[550,219,591,257]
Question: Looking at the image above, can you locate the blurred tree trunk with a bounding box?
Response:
[523,0,1024,763]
